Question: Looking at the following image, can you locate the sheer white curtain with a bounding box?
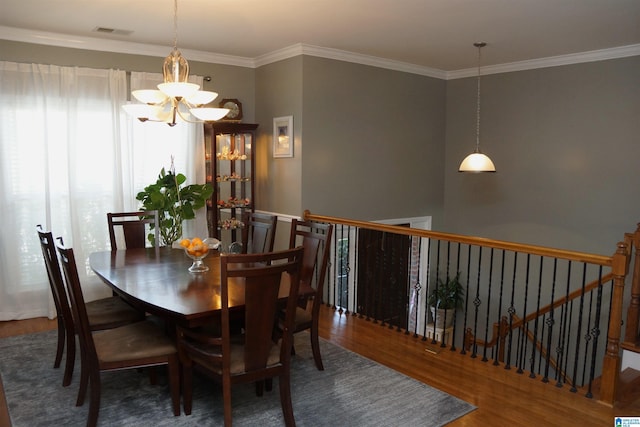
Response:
[0,62,207,321]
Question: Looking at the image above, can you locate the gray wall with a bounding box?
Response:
[444,56,640,254]
[299,56,446,222]
[254,57,303,216]
[3,38,639,256]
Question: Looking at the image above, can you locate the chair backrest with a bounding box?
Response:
[36,225,73,330]
[241,212,277,254]
[107,210,159,250]
[220,247,304,373]
[55,240,99,366]
[288,219,333,295]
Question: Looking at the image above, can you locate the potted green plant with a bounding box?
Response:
[136,166,213,247]
[427,272,465,329]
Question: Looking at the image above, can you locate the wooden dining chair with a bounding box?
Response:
[177,246,304,427]
[285,219,333,370]
[56,239,180,426]
[107,210,159,250]
[37,225,145,387]
[240,211,277,254]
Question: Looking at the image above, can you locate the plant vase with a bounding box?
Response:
[430,306,455,329]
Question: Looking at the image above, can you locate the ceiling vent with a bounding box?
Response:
[92,27,133,36]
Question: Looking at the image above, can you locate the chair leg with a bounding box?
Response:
[310,322,324,371]
[182,361,193,415]
[62,326,75,387]
[54,317,65,368]
[279,372,296,427]
[76,351,89,407]
[222,377,233,427]
[87,371,101,427]
[167,356,181,416]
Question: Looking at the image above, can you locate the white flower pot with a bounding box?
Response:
[430,307,455,329]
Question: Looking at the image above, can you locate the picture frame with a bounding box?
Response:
[273,115,294,158]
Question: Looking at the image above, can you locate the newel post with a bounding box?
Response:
[624,224,640,342]
[600,241,630,406]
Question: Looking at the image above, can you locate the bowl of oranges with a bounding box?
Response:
[176,237,221,273]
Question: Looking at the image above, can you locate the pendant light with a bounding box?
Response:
[458,42,496,173]
[122,0,229,126]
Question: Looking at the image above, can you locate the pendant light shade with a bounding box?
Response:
[459,42,496,173]
[459,150,496,172]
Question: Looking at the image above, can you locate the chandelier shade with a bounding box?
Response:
[132,90,168,104]
[458,42,496,173]
[122,0,228,126]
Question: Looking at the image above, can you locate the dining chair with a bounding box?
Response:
[56,239,180,426]
[107,210,159,250]
[240,211,277,254]
[37,225,146,387]
[177,246,304,427]
[285,219,333,370]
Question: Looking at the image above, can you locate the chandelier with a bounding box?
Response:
[458,42,496,173]
[122,0,229,126]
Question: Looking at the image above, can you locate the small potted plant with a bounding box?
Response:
[427,272,465,329]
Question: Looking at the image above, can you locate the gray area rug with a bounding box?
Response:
[0,330,474,426]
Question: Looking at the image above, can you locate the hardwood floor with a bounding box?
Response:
[1,307,638,426]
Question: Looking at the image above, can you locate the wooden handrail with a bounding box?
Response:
[468,273,615,351]
[304,210,613,266]
[513,273,614,329]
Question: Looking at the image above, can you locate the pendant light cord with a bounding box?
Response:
[475,43,483,151]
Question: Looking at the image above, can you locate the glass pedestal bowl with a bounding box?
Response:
[177,237,221,273]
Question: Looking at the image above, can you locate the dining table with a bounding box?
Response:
[89,247,306,328]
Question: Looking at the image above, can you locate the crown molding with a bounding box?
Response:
[2,25,638,79]
[254,43,447,79]
[0,25,255,68]
[446,44,640,80]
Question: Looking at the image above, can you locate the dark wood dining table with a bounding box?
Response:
[89,247,302,328]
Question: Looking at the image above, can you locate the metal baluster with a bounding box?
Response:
[421,237,432,341]
[481,248,495,362]
[409,236,422,337]
[331,225,338,310]
[555,260,572,388]
[517,254,532,374]
[429,240,442,345]
[352,226,358,318]
[470,246,483,359]
[569,263,588,393]
[505,252,518,370]
[542,258,559,383]
[529,256,545,378]
[494,249,506,366]
[585,267,605,398]
[460,244,472,355]
[450,242,462,351]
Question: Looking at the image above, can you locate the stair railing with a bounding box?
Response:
[303,210,630,406]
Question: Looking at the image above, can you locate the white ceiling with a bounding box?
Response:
[2,0,640,78]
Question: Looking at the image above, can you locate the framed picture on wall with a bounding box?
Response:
[273,115,294,158]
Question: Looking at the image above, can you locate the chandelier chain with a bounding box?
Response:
[173,0,178,50]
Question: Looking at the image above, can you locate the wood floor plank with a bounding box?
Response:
[317,306,637,426]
